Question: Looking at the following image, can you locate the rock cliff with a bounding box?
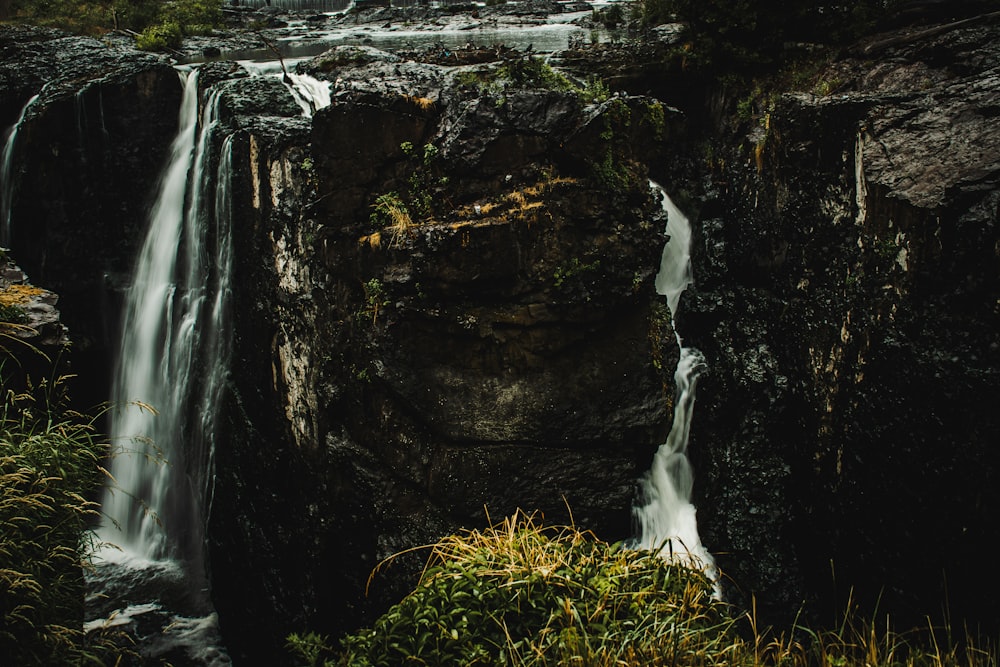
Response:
[2,9,998,664]
[673,13,1000,631]
[203,49,678,660]
[1,25,179,400]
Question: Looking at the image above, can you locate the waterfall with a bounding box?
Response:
[230,0,351,10]
[1,93,40,248]
[633,183,718,588]
[238,59,333,117]
[87,65,233,665]
[286,72,332,116]
[99,67,231,566]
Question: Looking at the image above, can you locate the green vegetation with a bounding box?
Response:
[1,0,222,49]
[369,191,412,231]
[291,512,726,666]
[290,513,999,667]
[0,372,120,665]
[553,257,601,290]
[592,3,625,30]
[399,141,444,220]
[359,278,388,324]
[0,303,27,325]
[592,148,633,195]
[366,141,449,248]
[456,56,611,105]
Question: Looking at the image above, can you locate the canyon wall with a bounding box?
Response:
[2,11,998,663]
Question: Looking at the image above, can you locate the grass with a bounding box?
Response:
[0,371,125,665]
[369,192,414,247]
[289,511,999,667]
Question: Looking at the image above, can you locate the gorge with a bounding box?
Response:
[2,2,999,664]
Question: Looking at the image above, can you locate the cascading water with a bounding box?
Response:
[238,59,332,116]
[1,93,40,247]
[632,182,718,590]
[88,67,234,666]
[98,68,202,560]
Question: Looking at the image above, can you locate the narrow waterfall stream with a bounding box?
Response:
[87,68,234,666]
[632,183,718,590]
[1,93,40,247]
[86,59,328,664]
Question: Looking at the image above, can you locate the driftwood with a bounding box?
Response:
[254,31,293,84]
[858,10,1000,56]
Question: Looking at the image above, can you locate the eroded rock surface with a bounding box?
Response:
[676,14,1000,630]
[194,49,680,662]
[3,9,998,665]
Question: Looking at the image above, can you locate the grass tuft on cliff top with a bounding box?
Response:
[289,510,998,667]
[290,510,728,666]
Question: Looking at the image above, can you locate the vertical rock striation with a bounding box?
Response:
[681,17,1000,631]
[207,51,681,661]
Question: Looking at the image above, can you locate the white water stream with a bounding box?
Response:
[1,93,40,248]
[632,183,718,589]
[237,58,333,116]
[90,67,234,665]
[87,56,323,664]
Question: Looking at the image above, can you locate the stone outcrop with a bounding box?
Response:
[666,14,1000,631]
[1,25,179,399]
[204,49,680,662]
[3,9,998,665]
[0,253,68,384]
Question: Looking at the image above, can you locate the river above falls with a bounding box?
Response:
[175,0,627,64]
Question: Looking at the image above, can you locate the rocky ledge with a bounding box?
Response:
[194,43,685,662]
[677,9,1000,632]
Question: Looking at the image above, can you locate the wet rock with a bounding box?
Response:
[0,253,68,351]
[682,14,1000,632]
[208,50,677,662]
[1,25,180,401]
[297,45,401,74]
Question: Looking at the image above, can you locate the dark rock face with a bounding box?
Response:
[207,53,680,662]
[676,17,1000,631]
[1,25,179,402]
[3,11,997,666]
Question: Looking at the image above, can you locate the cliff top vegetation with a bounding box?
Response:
[0,0,222,49]
[288,512,998,667]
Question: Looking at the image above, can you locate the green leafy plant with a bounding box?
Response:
[370,142,446,234]
[307,511,725,667]
[135,20,182,51]
[455,56,609,106]
[369,192,413,244]
[553,257,602,289]
[579,76,611,104]
[360,278,388,324]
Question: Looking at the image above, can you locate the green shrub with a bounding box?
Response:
[157,0,220,30]
[0,303,27,325]
[297,512,728,666]
[135,20,182,51]
[291,511,1000,666]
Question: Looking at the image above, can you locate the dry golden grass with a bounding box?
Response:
[0,284,45,307]
[403,95,436,111]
